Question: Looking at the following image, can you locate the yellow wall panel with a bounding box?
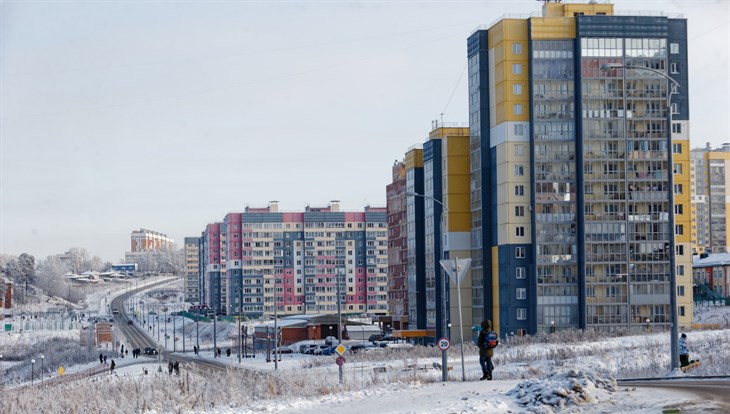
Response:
[530,17,575,39]
[405,148,423,169]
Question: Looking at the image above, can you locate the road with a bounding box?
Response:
[620,379,730,411]
[110,280,232,374]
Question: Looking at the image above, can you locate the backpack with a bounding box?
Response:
[485,331,498,349]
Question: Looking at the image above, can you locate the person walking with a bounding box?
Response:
[99,353,103,364]
[110,359,116,373]
[679,333,690,367]
[103,355,107,364]
[477,319,499,381]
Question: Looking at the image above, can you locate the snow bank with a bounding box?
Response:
[507,369,616,413]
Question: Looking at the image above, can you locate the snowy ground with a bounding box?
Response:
[2,280,729,413]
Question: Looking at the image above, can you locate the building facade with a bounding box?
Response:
[690,143,730,255]
[467,1,692,336]
[387,160,409,331]
[198,202,388,318]
[130,228,174,252]
[184,237,200,303]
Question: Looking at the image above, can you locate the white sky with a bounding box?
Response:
[1,0,728,262]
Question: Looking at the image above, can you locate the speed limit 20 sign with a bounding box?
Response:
[437,337,451,351]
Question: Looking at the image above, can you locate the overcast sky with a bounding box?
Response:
[1,0,728,262]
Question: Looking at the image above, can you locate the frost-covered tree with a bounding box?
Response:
[36,256,69,301]
[65,247,89,275]
[17,253,36,296]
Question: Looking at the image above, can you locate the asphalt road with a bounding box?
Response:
[620,379,730,412]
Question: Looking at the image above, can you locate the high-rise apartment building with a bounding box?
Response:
[130,228,174,252]
[197,201,388,317]
[690,143,730,254]
[184,237,200,303]
[392,124,472,343]
[466,1,692,336]
[387,160,409,331]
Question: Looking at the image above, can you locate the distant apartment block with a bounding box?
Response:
[196,201,388,318]
[184,237,201,303]
[387,160,408,331]
[130,228,174,252]
[690,143,730,254]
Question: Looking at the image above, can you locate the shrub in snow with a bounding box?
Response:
[506,370,616,413]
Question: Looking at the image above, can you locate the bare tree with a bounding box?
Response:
[66,247,90,275]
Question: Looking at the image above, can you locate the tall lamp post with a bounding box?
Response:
[600,62,680,372]
[31,359,35,385]
[40,354,44,380]
[406,191,450,382]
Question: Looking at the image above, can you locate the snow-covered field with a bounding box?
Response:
[1,280,729,413]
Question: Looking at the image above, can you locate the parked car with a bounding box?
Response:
[299,344,317,354]
[313,345,334,355]
[127,320,133,325]
[324,336,338,346]
[112,309,119,315]
[144,347,158,355]
[349,344,368,353]
[369,333,396,343]
[320,346,338,356]
[273,347,293,354]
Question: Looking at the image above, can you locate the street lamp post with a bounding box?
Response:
[600,62,680,372]
[406,191,450,382]
[31,359,35,385]
[40,354,44,380]
[163,307,169,349]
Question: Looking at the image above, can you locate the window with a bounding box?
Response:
[517,308,527,320]
[673,164,682,174]
[516,267,526,279]
[678,306,685,317]
[670,62,679,74]
[677,265,685,276]
[512,63,522,75]
[512,43,522,54]
[515,144,525,156]
[515,164,525,176]
[675,245,684,256]
[675,204,683,215]
[513,83,522,95]
[516,288,526,300]
[677,285,685,297]
[515,185,525,196]
[671,103,678,115]
[674,184,683,194]
[514,124,525,136]
[672,143,682,154]
[675,224,684,235]
[670,43,679,54]
[516,247,526,258]
[514,104,523,115]
[672,123,682,134]
[515,205,525,217]
[516,226,525,237]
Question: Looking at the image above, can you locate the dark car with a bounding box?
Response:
[273,347,293,354]
[127,320,133,325]
[320,346,338,356]
[369,333,396,342]
[144,347,158,355]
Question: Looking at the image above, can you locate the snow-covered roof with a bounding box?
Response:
[693,252,730,267]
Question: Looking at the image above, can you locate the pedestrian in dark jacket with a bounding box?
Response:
[110,359,116,373]
[477,319,498,380]
[99,353,104,364]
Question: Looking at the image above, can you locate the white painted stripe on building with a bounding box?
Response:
[490,121,530,148]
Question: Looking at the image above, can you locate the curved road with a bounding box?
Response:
[619,379,730,411]
[110,280,232,374]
